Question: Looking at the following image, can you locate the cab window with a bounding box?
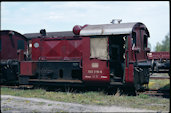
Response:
[90,37,109,60]
[143,35,147,49]
[132,32,136,46]
[17,40,25,50]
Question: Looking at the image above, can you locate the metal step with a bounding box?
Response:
[110,81,123,86]
[113,76,122,82]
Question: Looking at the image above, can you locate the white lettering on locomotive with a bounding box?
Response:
[101,76,107,78]
[87,70,102,74]
[85,75,91,78]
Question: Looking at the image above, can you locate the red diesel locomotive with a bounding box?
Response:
[0,30,28,84]
[1,22,151,93]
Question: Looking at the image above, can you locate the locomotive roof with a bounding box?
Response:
[23,22,149,39]
[24,31,74,39]
[80,22,150,37]
[0,30,27,40]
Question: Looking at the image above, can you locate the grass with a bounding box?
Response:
[1,79,170,111]
[148,79,170,90]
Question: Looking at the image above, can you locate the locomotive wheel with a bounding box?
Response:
[119,87,137,96]
[105,87,118,95]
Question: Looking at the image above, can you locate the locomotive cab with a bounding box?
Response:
[80,22,150,91]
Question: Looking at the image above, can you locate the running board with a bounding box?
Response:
[28,79,123,87]
[110,81,123,86]
[29,79,83,83]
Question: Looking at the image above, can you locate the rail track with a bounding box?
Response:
[138,89,170,98]
[1,85,170,98]
[150,76,170,80]
[142,75,170,97]
[0,85,34,89]
[1,72,170,98]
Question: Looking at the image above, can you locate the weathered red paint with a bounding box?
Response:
[125,36,134,83]
[32,38,82,61]
[1,22,151,91]
[125,65,134,83]
[0,30,27,60]
[124,25,150,84]
[147,52,170,60]
[17,50,24,61]
[125,67,129,82]
[31,38,41,60]
[32,36,110,82]
[20,61,37,75]
[82,37,110,82]
[30,24,149,84]
[131,25,149,62]
[128,64,134,82]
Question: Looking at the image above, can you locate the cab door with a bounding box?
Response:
[82,36,110,82]
[124,35,134,83]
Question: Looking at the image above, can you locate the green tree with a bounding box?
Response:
[155,33,170,52]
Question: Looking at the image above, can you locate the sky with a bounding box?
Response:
[1,1,170,51]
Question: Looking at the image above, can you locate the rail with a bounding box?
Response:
[137,89,170,98]
[150,76,170,80]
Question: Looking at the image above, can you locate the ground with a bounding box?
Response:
[1,95,156,112]
[1,73,169,112]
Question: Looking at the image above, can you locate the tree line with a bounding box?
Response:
[154,33,170,52]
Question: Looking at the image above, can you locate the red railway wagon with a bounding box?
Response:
[20,22,151,93]
[147,52,170,73]
[0,30,28,84]
[148,52,170,60]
